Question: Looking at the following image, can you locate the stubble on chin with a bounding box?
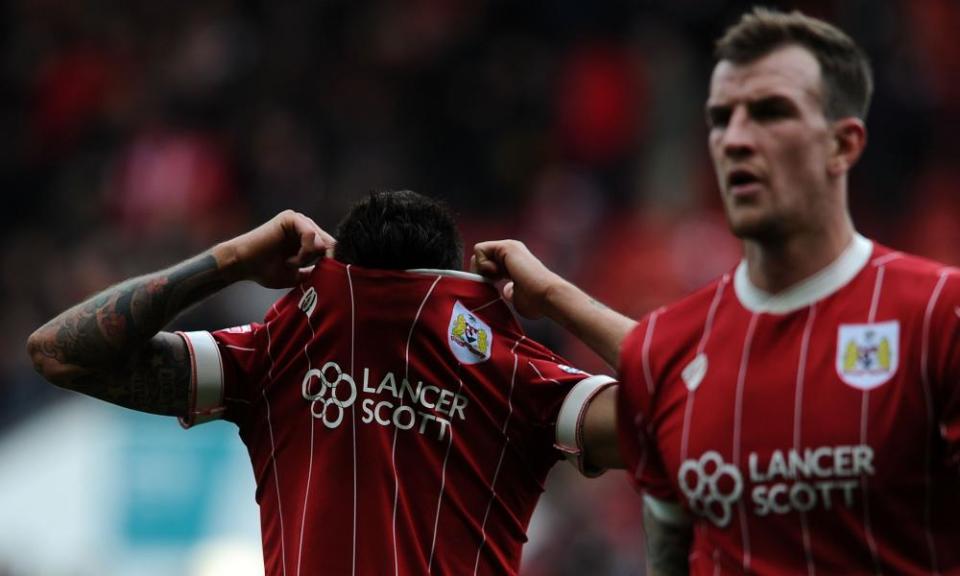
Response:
[725,209,786,243]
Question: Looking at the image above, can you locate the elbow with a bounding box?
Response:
[26,327,71,387]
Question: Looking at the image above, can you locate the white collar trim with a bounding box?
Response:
[406,268,491,283]
[734,234,873,314]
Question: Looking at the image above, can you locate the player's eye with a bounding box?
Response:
[707,106,731,129]
[749,98,797,122]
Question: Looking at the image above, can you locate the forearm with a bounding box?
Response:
[27,246,236,396]
[643,502,692,576]
[543,281,637,368]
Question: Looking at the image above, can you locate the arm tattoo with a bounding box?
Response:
[30,253,229,416]
[643,504,692,576]
[588,297,611,311]
[69,333,193,416]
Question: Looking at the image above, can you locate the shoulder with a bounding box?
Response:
[867,244,960,304]
[629,272,734,346]
[620,273,732,385]
[870,244,955,278]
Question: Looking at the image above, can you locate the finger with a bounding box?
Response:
[298,213,337,250]
[297,265,316,283]
[502,281,515,303]
[471,244,502,277]
[288,236,325,268]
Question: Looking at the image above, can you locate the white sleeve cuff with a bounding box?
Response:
[177,330,226,428]
[554,374,617,477]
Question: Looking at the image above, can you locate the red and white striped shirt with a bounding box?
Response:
[178,258,611,575]
[618,235,960,575]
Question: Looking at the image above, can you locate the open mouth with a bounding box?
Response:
[727,169,760,191]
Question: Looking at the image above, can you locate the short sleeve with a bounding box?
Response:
[513,340,614,467]
[932,271,960,473]
[178,321,269,428]
[617,314,678,503]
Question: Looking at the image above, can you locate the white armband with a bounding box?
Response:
[177,331,226,428]
[555,374,617,477]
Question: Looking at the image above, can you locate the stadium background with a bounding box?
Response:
[1,0,957,574]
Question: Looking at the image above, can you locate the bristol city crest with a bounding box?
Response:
[448,301,493,365]
[836,320,899,390]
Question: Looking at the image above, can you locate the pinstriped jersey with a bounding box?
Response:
[617,236,960,575]
[180,258,599,575]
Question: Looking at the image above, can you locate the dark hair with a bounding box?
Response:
[715,7,873,120]
[334,190,464,270]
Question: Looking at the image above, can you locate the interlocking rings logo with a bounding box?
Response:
[677,451,743,528]
[301,361,358,429]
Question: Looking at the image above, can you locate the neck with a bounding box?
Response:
[742,217,855,294]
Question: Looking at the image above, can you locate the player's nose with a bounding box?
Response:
[721,106,756,160]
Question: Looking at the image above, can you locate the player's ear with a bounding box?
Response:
[827,117,866,177]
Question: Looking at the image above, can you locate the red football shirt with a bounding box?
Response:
[618,235,960,575]
[178,258,611,575]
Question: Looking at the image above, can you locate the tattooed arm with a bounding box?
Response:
[471,239,636,367]
[643,497,693,576]
[26,210,335,416]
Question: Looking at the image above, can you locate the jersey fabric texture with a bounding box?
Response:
[178,258,604,576]
[617,235,960,575]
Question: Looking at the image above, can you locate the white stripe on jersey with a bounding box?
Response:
[871,251,903,267]
[297,286,318,576]
[263,302,288,576]
[225,344,257,352]
[635,309,662,485]
[428,376,465,573]
[921,272,949,575]
[473,337,524,576]
[697,275,730,354]
[859,266,885,574]
[733,313,759,574]
[681,275,729,461]
[794,305,818,576]
[347,265,358,576]
[642,310,661,395]
[392,276,442,576]
[528,361,561,385]
[266,302,280,381]
[470,296,504,314]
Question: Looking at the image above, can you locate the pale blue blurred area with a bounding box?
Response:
[0,397,261,575]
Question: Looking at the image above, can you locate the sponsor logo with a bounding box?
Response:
[298,287,318,318]
[836,321,899,390]
[681,353,708,391]
[448,301,493,364]
[301,360,469,441]
[224,324,253,334]
[301,362,358,428]
[677,445,874,528]
[678,451,743,527]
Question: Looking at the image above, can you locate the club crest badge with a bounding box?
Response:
[836,321,899,390]
[448,301,493,365]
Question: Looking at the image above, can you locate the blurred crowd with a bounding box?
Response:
[2,0,958,573]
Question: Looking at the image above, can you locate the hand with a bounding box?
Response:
[473,239,636,367]
[470,239,565,319]
[217,210,336,288]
